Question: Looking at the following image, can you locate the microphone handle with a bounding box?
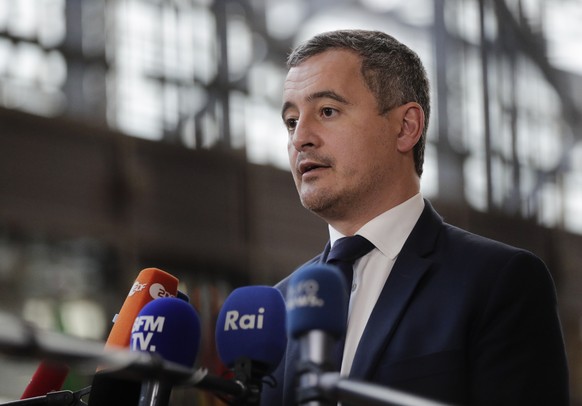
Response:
[297,331,336,406]
[318,373,451,406]
[87,373,141,406]
[0,396,57,406]
[0,387,90,406]
[139,380,172,406]
[189,368,246,398]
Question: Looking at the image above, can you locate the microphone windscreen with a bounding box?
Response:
[105,268,179,349]
[20,361,69,399]
[215,286,286,372]
[286,264,347,339]
[130,297,201,368]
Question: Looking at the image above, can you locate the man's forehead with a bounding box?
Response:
[283,51,361,95]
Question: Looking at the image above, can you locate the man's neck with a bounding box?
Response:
[324,190,421,236]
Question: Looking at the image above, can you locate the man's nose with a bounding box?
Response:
[290,117,319,151]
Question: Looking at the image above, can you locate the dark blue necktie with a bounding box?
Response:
[327,235,375,295]
[326,235,375,368]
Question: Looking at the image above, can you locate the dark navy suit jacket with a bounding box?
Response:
[261,200,569,405]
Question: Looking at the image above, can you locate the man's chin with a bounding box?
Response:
[300,194,336,216]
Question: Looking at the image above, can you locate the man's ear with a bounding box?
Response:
[396,102,424,153]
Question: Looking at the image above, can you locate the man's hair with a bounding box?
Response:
[287,29,430,177]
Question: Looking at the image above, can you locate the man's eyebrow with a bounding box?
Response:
[307,90,350,105]
[281,101,295,121]
[281,90,351,120]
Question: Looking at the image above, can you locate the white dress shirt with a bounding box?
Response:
[328,193,425,376]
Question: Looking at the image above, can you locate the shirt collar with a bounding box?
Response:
[329,193,425,260]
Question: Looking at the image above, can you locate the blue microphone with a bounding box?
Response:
[215,286,287,404]
[286,264,348,405]
[287,263,348,339]
[130,297,201,406]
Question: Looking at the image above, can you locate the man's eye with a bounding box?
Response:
[322,107,336,117]
[285,118,298,130]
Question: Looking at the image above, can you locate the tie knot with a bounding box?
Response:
[327,235,375,265]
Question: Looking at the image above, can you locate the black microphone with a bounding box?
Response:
[129,297,201,406]
[214,286,287,405]
[286,264,348,405]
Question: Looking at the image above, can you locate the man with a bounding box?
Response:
[261,29,569,405]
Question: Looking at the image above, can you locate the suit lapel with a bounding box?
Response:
[349,200,443,380]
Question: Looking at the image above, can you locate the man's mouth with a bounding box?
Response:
[298,161,330,175]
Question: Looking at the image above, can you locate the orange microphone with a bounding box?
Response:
[88,267,180,406]
[104,268,180,349]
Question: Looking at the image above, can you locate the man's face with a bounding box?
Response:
[281,49,403,224]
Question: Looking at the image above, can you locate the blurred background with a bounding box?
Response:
[0,0,581,404]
